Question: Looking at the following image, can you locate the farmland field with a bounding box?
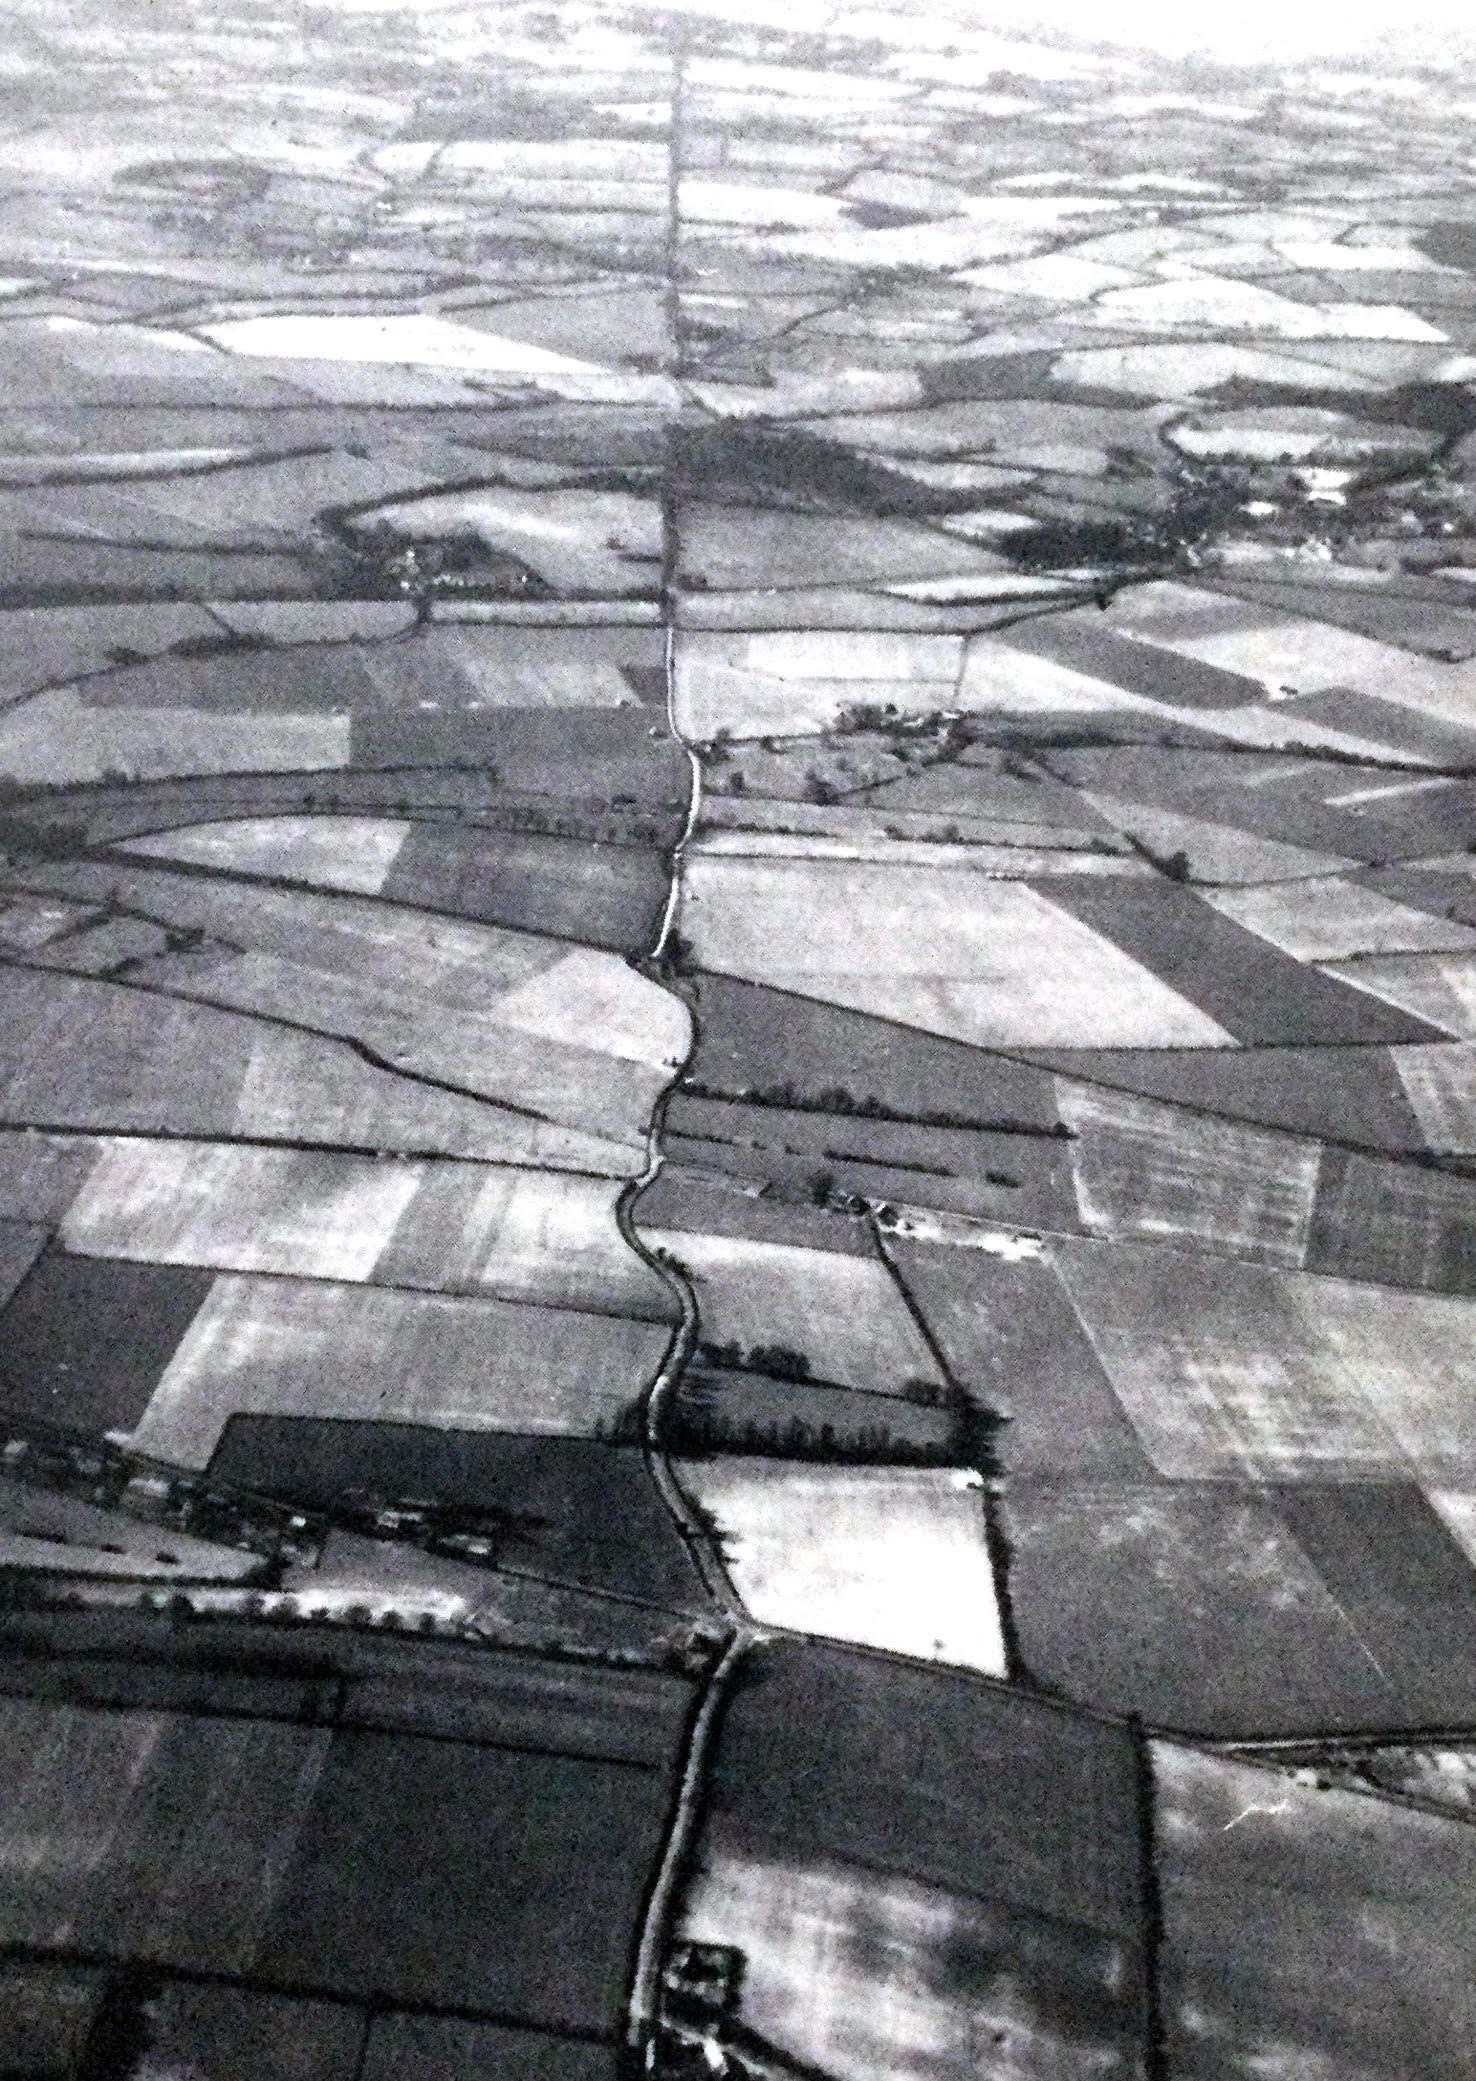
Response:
[128,1275,671,1467]
[9,6,1476,2073]
[681,856,1238,1048]
[1154,1743,1476,2077]
[639,1226,943,1395]
[675,1459,1006,1670]
[678,1841,1145,2081]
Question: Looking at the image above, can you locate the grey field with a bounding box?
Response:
[4,3,1476,2078]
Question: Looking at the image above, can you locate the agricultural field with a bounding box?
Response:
[9,0,1476,2076]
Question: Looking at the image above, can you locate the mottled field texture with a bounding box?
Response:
[7,1,1476,2076]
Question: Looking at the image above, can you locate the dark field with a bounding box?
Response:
[1038,877,1445,1046]
[1155,1744,1476,2079]
[0,1247,209,1437]
[663,1092,1081,1228]
[683,973,1063,1127]
[257,1731,668,2029]
[137,1985,366,2081]
[209,1420,713,1614]
[703,1640,1143,1940]
[1026,1042,1429,1153]
[887,1243,1158,1477]
[669,1363,958,1462]
[1001,1480,1476,1737]
[360,2016,621,2081]
[382,822,670,951]
[1307,1145,1476,1293]
[1007,613,1269,710]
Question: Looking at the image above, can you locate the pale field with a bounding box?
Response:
[0,1484,261,1583]
[680,856,1236,1048]
[490,947,689,1071]
[676,1460,1006,1673]
[1055,1078,1324,1268]
[1322,951,1476,1037]
[680,1844,1138,2081]
[1077,791,1352,884]
[202,311,611,375]
[641,1227,942,1394]
[1048,341,1386,399]
[128,1273,669,1468]
[690,828,1149,876]
[1205,878,1476,961]
[84,871,562,1003]
[55,1139,670,1314]
[1051,1236,1408,1481]
[60,1139,423,1282]
[1108,586,1476,726]
[673,630,963,740]
[1293,1275,1476,1485]
[189,952,665,1150]
[122,817,411,895]
[0,688,350,784]
[1391,1042,1476,1153]
[232,1027,642,1174]
[354,487,660,595]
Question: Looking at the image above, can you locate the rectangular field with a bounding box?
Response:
[129,1274,671,1467]
[258,1732,669,2031]
[704,1640,1143,1940]
[676,1459,1005,1672]
[640,1226,942,1395]
[1055,1077,1323,1267]
[1154,1743,1476,2078]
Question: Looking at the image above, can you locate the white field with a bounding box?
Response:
[1322,952,1476,1037]
[1055,1078,1323,1268]
[1079,791,1350,883]
[1204,878,1476,960]
[1055,1234,1476,1482]
[641,1227,941,1393]
[122,817,411,894]
[690,829,1149,876]
[680,856,1236,1048]
[353,487,660,595]
[56,1139,669,1316]
[675,662,962,742]
[60,1140,422,1281]
[202,312,612,376]
[681,1845,1135,2081]
[128,1273,670,1468]
[0,689,350,784]
[490,946,690,1070]
[1392,1042,1476,1152]
[1049,341,1383,399]
[965,252,1142,299]
[679,1460,1005,1673]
